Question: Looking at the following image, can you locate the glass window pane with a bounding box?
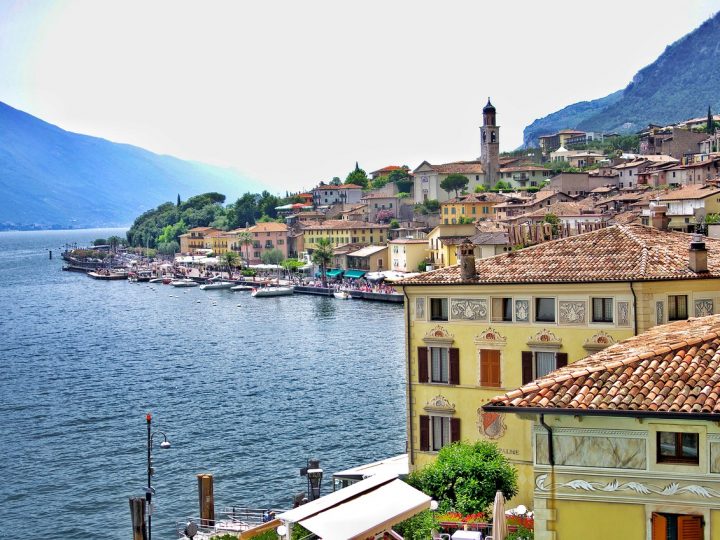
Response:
[535,352,556,378]
[659,432,676,457]
[536,298,555,322]
[504,298,513,321]
[682,433,698,459]
[491,298,504,321]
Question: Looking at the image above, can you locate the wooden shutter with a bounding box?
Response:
[678,515,703,540]
[556,352,568,369]
[419,415,430,451]
[417,347,429,383]
[450,417,461,443]
[480,350,501,387]
[449,348,460,385]
[521,351,533,385]
[651,513,667,540]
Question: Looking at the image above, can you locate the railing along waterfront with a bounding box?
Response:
[175,506,286,539]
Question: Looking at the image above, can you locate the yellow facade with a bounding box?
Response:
[401,278,720,509]
[427,224,476,268]
[303,221,388,250]
[389,240,428,273]
[440,199,499,224]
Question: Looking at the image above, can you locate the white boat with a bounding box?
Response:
[171,278,199,287]
[148,277,164,283]
[251,285,294,297]
[230,284,254,291]
[199,281,233,290]
[333,291,351,300]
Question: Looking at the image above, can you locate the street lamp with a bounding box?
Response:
[146,412,171,540]
[300,458,323,502]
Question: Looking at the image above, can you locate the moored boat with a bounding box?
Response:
[251,285,294,297]
[230,284,254,291]
[87,269,128,280]
[171,278,199,287]
[199,281,234,290]
[333,291,351,300]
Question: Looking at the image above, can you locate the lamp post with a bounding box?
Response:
[300,458,323,502]
[145,412,171,540]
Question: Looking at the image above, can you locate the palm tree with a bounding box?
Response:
[311,237,334,288]
[237,231,254,267]
[221,251,240,278]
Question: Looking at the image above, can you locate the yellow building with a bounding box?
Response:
[427,224,477,268]
[657,184,720,232]
[302,219,389,250]
[486,315,720,540]
[440,193,506,224]
[178,227,219,254]
[205,230,236,255]
[389,238,429,273]
[397,225,720,508]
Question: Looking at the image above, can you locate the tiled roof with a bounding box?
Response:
[485,315,720,417]
[444,193,506,204]
[370,165,402,174]
[468,231,509,245]
[418,160,485,174]
[439,235,474,246]
[398,224,720,285]
[361,193,399,200]
[302,220,389,231]
[498,166,547,173]
[523,201,600,218]
[348,245,387,257]
[248,222,288,232]
[657,185,720,201]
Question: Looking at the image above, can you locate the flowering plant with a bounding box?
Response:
[435,511,487,524]
[508,515,534,529]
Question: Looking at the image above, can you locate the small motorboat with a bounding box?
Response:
[148,277,164,283]
[333,291,351,300]
[200,281,234,290]
[251,285,294,297]
[87,269,128,280]
[171,278,199,287]
[230,284,254,291]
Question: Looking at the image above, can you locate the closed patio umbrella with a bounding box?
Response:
[492,490,508,540]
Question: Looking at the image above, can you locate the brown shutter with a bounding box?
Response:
[449,348,460,385]
[419,415,430,451]
[556,352,568,369]
[480,350,501,387]
[480,350,489,386]
[417,347,429,383]
[450,417,461,443]
[651,513,667,540]
[521,351,533,385]
[678,515,703,540]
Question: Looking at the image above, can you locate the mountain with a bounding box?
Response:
[0,101,262,230]
[523,13,720,147]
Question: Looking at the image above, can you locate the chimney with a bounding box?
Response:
[650,204,669,231]
[689,234,708,273]
[458,239,477,280]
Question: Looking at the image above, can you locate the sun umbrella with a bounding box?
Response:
[492,490,508,540]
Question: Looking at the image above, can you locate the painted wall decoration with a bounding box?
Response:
[559,301,586,325]
[535,474,720,499]
[424,395,456,414]
[656,301,664,325]
[450,299,488,321]
[473,327,507,346]
[423,325,455,345]
[695,299,713,318]
[535,433,645,469]
[477,409,506,440]
[415,297,425,320]
[617,301,630,326]
[583,331,616,352]
[515,300,529,322]
[527,329,562,348]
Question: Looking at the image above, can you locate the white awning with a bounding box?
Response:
[278,473,430,540]
[333,454,408,482]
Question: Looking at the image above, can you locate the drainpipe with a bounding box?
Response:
[630,281,638,336]
[539,414,554,466]
[403,287,414,465]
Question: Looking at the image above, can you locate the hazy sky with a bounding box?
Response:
[1,0,719,193]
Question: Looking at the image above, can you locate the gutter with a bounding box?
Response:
[630,280,638,336]
[483,405,720,422]
[539,414,554,466]
[402,286,414,465]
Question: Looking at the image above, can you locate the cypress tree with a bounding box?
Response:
[177,194,181,207]
[708,106,714,134]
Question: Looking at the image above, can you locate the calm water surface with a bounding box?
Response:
[0,229,406,538]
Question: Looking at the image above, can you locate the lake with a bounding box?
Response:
[0,229,406,538]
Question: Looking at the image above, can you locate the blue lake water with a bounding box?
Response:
[0,229,406,538]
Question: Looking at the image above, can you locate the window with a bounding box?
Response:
[479,349,501,387]
[657,432,699,464]
[419,415,460,452]
[535,298,555,322]
[651,513,703,540]
[592,298,614,323]
[430,298,448,321]
[521,351,568,384]
[668,295,688,321]
[430,347,449,382]
[491,298,513,322]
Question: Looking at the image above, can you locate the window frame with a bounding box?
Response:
[591,297,614,323]
[430,415,451,451]
[534,297,556,323]
[430,298,449,321]
[668,295,689,321]
[491,297,513,322]
[656,431,699,465]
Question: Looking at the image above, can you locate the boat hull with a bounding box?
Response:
[251,286,294,297]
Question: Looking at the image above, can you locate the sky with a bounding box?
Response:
[1,0,720,194]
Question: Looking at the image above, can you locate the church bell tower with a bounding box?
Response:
[480,98,500,185]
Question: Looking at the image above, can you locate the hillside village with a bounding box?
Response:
[178,101,720,277]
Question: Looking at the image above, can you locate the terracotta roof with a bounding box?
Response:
[680,158,720,169]
[485,315,720,418]
[657,185,720,201]
[370,165,403,175]
[248,222,288,232]
[609,210,642,225]
[468,231,509,245]
[498,166,547,173]
[438,236,474,246]
[444,193,506,204]
[303,220,389,231]
[398,224,720,285]
[348,245,387,257]
[416,160,486,175]
[524,201,600,218]
[187,227,218,233]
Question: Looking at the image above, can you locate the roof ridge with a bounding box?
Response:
[618,224,649,276]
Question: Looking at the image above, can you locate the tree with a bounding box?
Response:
[345,162,369,188]
[440,174,469,196]
[261,248,285,266]
[221,251,240,275]
[389,219,400,229]
[237,231,254,266]
[423,199,440,213]
[311,237,334,287]
[281,258,306,273]
[406,441,518,515]
[371,175,390,190]
[177,194,181,207]
[493,180,512,191]
[708,106,715,134]
[93,238,107,246]
[475,185,487,193]
[376,209,394,223]
[157,241,179,255]
[543,212,560,235]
